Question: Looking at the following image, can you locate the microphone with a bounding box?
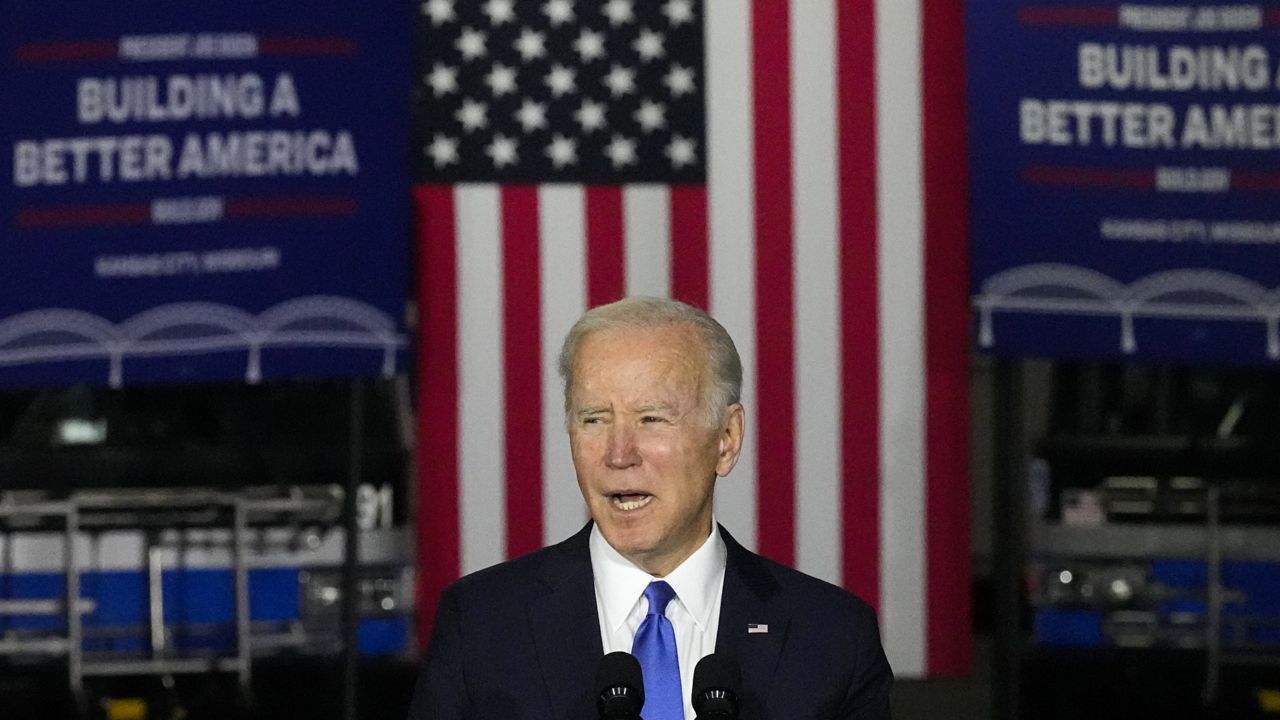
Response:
[692,653,741,719]
[596,651,645,720]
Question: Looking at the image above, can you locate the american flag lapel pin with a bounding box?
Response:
[747,623,768,634]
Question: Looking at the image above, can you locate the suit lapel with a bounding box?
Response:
[715,527,788,720]
[527,525,603,720]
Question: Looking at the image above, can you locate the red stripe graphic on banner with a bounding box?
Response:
[502,187,544,558]
[838,0,882,608]
[923,0,973,677]
[224,195,356,218]
[1017,7,1118,26]
[670,186,709,311]
[1024,165,1154,188]
[415,186,460,645]
[586,187,625,307]
[752,0,796,566]
[1231,171,1280,191]
[15,40,116,63]
[257,37,356,56]
[17,203,149,227]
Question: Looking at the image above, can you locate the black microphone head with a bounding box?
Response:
[692,653,741,719]
[596,651,645,720]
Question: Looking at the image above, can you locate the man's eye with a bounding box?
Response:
[641,416,666,423]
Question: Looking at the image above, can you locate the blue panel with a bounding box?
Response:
[1,572,63,598]
[1222,561,1280,613]
[162,568,300,623]
[249,567,300,622]
[1151,560,1206,589]
[358,616,408,656]
[84,571,149,626]
[164,568,230,624]
[1034,608,1105,647]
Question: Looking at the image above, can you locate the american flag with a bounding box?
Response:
[412,0,970,678]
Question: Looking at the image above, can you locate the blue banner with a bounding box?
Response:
[0,1,411,387]
[969,2,1280,365]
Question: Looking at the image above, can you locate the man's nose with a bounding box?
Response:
[605,424,641,469]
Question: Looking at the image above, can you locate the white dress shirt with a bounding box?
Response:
[589,522,727,720]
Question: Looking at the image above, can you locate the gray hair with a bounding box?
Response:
[557,296,743,426]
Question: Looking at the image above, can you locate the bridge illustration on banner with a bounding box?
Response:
[0,296,407,386]
[973,263,1280,359]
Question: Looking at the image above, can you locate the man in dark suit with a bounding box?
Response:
[408,297,892,720]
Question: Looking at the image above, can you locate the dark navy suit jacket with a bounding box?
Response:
[407,523,893,719]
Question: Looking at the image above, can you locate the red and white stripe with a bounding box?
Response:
[414,0,970,678]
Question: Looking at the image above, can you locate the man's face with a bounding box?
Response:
[568,324,743,577]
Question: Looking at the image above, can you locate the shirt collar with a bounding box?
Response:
[589,521,727,634]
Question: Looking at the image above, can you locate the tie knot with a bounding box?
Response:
[643,581,676,617]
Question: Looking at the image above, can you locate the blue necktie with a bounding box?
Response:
[632,581,683,720]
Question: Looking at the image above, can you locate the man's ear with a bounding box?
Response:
[715,403,745,477]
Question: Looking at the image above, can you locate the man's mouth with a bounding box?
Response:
[610,493,653,511]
